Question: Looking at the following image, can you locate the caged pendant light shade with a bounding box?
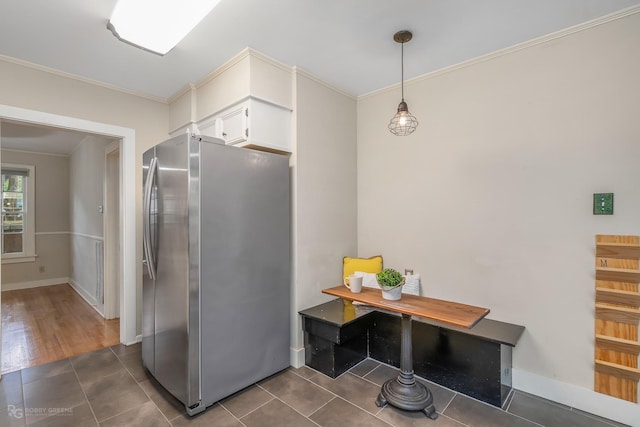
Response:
[388,30,418,136]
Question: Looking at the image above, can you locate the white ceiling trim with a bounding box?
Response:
[167,83,196,105]
[0,54,167,105]
[247,48,295,74]
[193,47,252,92]
[190,47,361,106]
[165,47,253,105]
[359,4,640,100]
[293,66,357,100]
[190,47,293,92]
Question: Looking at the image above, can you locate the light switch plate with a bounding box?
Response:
[593,193,614,215]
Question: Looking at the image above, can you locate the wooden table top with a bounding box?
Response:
[322,286,490,329]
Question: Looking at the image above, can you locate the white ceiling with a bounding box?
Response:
[1,0,639,101]
[1,1,639,154]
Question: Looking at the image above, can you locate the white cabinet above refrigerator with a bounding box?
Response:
[198,97,292,155]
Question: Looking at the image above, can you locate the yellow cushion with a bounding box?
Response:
[343,255,383,279]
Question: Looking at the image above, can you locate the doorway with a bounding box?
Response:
[0,105,138,357]
[0,124,124,372]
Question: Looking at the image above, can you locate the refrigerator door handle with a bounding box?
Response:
[143,156,158,280]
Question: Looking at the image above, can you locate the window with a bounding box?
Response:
[1,163,36,263]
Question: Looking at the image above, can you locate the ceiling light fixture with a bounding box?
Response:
[107,0,221,55]
[388,30,418,136]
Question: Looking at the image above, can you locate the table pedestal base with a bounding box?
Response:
[375,372,437,419]
[374,313,438,420]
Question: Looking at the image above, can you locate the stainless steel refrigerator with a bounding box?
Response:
[142,134,290,416]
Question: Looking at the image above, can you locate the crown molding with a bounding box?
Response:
[194,47,252,90]
[247,48,294,74]
[293,66,357,100]
[359,4,640,101]
[167,83,197,105]
[192,47,295,94]
[185,47,359,105]
[0,54,168,104]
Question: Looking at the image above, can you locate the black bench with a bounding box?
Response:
[299,298,525,408]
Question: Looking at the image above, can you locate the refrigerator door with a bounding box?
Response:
[141,147,156,375]
[199,142,290,405]
[153,135,199,408]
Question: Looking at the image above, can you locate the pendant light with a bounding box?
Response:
[388,30,418,136]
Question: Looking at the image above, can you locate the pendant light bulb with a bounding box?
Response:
[388,31,418,136]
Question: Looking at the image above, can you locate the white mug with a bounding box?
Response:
[343,275,363,293]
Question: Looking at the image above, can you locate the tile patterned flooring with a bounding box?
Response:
[0,344,631,427]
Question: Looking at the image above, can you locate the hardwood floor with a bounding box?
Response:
[1,283,119,374]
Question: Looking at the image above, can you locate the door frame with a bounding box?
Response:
[0,104,138,345]
[103,141,120,320]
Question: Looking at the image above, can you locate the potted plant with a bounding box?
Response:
[376,268,405,300]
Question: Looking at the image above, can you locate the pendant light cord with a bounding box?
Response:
[401,41,405,101]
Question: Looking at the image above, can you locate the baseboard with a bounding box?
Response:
[121,334,142,346]
[1,277,70,292]
[68,278,104,317]
[513,368,639,426]
[290,346,305,368]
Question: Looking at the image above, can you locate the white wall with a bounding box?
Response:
[290,70,358,364]
[68,136,110,308]
[1,149,70,287]
[357,12,640,424]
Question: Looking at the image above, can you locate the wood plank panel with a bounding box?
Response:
[595,372,638,402]
[595,267,640,283]
[322,285,489,329]
[596,334,640,355]
[595,360,640,382]
[596,288,640,306]
[595,320,638,368]
[596,243,640,259]
[595,304,640,324]
[596,235,640,245]
[595,261,639,295]
[1,283,120,374]
[594,235,640,402]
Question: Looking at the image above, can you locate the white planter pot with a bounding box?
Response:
[381,285,402,300]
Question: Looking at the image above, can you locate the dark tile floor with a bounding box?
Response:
[0,343,630,427]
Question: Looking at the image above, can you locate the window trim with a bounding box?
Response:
[2,163,36,264]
